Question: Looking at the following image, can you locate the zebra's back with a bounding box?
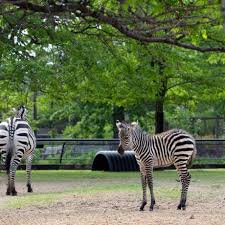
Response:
[151,129,196,167]
[14,119,36,155]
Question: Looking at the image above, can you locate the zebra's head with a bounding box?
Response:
[13,105,27,120]
[116,120,132,155]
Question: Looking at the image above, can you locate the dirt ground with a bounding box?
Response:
[0,175,225,225]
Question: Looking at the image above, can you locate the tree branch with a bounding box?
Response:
[1,1,225,52]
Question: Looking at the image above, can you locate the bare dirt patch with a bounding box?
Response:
[0,174,225,225]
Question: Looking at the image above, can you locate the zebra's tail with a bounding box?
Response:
[5,117,15,174]
[5,149,12,174]
[5,137,15,174]
[187,144,197,168]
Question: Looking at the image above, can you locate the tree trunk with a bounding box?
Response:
[154,61,167,134]
[33,92,37,136]
[112,106,125,138]
[155,99,164,134]
[33,92,37,121]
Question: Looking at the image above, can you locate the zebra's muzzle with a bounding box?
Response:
[118,144,125,155]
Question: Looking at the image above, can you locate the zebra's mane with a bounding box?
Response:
[12,105,27,120]
[129,122,150,137]
[132,125,151,138]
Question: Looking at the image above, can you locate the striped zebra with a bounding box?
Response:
[116,120,197,211]
[0,105,36,196]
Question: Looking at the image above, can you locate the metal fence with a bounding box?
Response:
[29,138,225,168]
[34,139,119,166]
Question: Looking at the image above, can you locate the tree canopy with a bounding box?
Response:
[0,0,225,138]
[1,0,225,51]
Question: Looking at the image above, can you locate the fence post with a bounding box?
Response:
[60,142,66,164]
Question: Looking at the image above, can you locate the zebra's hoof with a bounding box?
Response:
[11,191,17,196]
[28,188,33,193]
[6,191,10,196]
[139,201,147,211]
[149,205,155,211]
[177,204,186,210]
[149,200,155,211]
[27,184,33,193]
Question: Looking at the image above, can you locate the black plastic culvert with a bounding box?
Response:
[92,151,139,171]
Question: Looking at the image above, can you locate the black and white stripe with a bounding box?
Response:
[0,106,36,196]
[116,120,197,211]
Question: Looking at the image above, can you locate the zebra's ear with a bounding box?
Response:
[131,121,139,126]
[12,108,17,114]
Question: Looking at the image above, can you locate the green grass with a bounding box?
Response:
[0,169,224,209]
[1,192,64,209]
[0,182,140,209]
[1,170,140,181]
[1,169,224,184]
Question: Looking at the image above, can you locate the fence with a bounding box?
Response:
[33,139,119,168]
[24,138,225,169]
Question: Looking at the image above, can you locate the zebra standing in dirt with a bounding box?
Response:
[116,120,196,211]
[0,105,36,195]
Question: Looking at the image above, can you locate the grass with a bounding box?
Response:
[0,169,224,209]
[2,192,64,209]
[1,170,140,181]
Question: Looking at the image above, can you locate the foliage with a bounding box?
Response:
[0,1,224,137]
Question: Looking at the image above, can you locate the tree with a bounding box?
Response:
[0,0,225,52]
[0,0,225,137]
[222,0,225,29]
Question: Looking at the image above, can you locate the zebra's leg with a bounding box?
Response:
[176,168,181,182]
[136,156,147,211]
[2,149,12,195]
[1,150,6,162]
[139,170,147,211]
[1,149,7,170]
[176,166,191,210]
[6,157,11,196]
[6,172,11,195]
[26,155,33,193]
[9,149,25,196]
[146,165,155,211]
[9,159,20,196]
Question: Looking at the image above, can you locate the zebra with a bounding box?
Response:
[0,105,36,196]
[116,120,197,211]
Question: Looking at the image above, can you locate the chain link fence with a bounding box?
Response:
[33,139,119,166]
[25,138,225,169]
